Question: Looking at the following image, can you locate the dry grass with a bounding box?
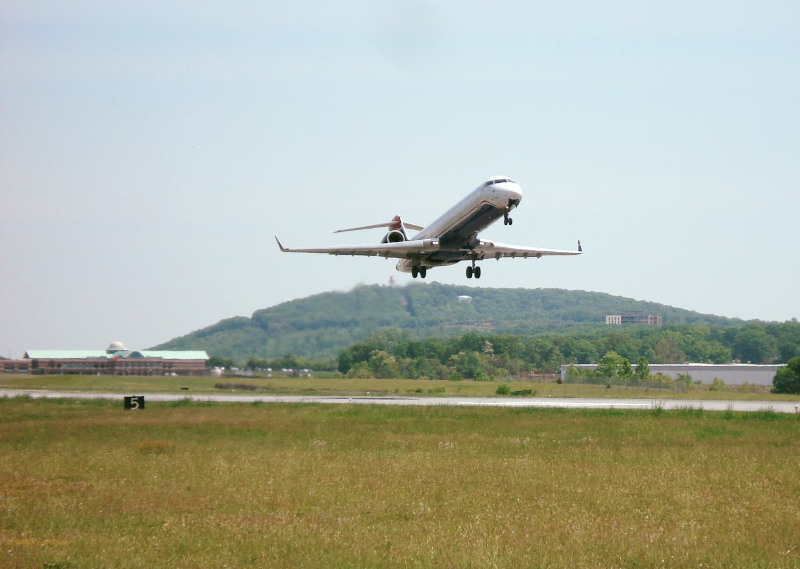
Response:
[1,397,799,568]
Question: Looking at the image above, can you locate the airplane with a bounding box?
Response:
[275,176,582,279]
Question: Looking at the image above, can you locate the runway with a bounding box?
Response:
[2,389,799,413]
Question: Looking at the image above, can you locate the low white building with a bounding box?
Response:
[560,363,782,386]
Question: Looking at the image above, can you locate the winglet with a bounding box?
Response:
[578,240,582,252]
[275,236,288,252]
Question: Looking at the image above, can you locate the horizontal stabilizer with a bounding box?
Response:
[335,216,424,234]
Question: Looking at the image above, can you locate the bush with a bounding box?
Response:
[474,370,491,382]
[709,377,729,392]
[495,384,511,396]
[773,358,800,394]
[214,382,257,391]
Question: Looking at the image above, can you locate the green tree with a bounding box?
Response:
[208,355,236,369]
[767,321,800,363]
[635,357,651,380]
[705,341,732,364]
[595,351,632,380]
[654,338,686,364]
[346,361,373,379]
[772,358,800,394]
[620,358,633,378]
[245,358,269,370]
[338,350,354,374]
[600,333,639,362]
[734,325,778,363]
[368,350,400,379]
[571,339,599,364]
[456,351,484,379]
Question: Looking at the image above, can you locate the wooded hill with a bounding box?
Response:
[151,283,751,362]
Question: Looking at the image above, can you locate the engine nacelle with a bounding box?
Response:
[382,230,406,244]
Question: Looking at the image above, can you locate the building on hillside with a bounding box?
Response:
[560,363,781,386]
[5,341,210,376]
[605,313,662,326]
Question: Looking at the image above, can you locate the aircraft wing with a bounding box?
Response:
[275,237,440,259]
[472,239,583,260]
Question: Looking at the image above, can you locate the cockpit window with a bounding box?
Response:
[484,178,514,187]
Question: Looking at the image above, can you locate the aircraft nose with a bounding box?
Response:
[501,182,523,206]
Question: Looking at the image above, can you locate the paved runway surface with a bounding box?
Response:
[2,389,799,413]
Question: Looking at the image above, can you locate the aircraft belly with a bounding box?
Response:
[428,249,469,264]
[440,203,504,245]
[396,250,465,272]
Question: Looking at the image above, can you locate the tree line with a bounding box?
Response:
[333,321,800,381]
[207,320,800,393]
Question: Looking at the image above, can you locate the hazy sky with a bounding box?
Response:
[2,1,798,357]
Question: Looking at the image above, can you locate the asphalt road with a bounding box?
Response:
[2,389,799,413]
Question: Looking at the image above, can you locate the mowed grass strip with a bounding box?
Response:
[3,373,799,401]
[1,397,798,568]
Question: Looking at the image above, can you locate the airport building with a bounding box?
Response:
[2,342,209,376]
[560,363,781,386]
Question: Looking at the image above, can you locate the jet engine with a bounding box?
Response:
[334,215,421,244]
[382,230,407,243]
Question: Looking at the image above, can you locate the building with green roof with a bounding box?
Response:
[12,341,210,376]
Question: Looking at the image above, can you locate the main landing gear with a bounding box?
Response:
[466,261,481,279]
[411,266,427,279]
[503,212,513,226]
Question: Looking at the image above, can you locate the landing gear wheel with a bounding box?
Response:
[474,266,481,279]
[504,213,513,226]
[419,267,427,279]
[466,265,473,279]
[412,266,419,279]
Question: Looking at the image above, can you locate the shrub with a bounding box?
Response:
[214,382,257,391]
[709,377,729,392]
[773,358,800,394]
[474,370,491,382]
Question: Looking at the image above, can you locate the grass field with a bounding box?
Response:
[2,373,799,401]
[1,397,799,568]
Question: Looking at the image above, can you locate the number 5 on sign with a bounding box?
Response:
[124,396,145,410]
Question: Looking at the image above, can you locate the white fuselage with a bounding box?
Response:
[396,177,523,273]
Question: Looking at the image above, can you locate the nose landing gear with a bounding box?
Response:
[503,212,513,226]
